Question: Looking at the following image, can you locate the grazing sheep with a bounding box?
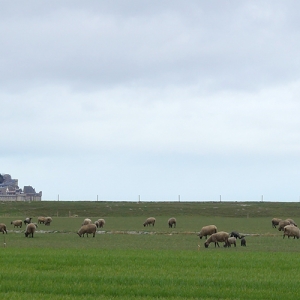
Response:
[38,216,46,224]
[283,225,300,239]
[0,223,7,234]
[278,220,291,231]
[271,218,282,228]
[24,217,32,225]
[97,219,105,228]
[94,220,99,228]
[241,237,246,246]
[77,224,97,237]
[25,223,36,238]
[143,217,156,227]
[168,217,176,228]
[204,231,229,248]
[44,217,53,226]
[229,231,243,239]
[286,219,297,227]
[225,237,237,247]
[82,218,92,226]
[11,220,23,228]
[197,225,217,239]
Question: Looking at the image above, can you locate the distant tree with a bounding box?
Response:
[0,174,4,184]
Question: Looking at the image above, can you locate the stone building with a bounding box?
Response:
[0,173,42,201]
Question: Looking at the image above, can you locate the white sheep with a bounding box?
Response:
[168,218,176,228]
[82,218,92,226]
[143,217,156,227]
[0,223,7,234]
[38,216,46,224]
[204,231,229,248]
[97,219,105,228]
[77,224,97,237]
[44,217,53,226]
[285,218,297,227]
[283,225,300,239]
[24,217,32,226]
[11,220,23,228]
[271,218,282,228]
[197,225,217,239]
[225,237,236,247]
[278,220,291,231]
[25,223,37,238]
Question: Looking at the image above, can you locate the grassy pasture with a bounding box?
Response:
[0,201,300,299]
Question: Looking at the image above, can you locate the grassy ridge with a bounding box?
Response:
[1,200,300,218]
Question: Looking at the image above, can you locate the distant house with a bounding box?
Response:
[0,173,42,201]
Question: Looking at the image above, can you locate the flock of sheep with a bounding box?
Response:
[77,218,106,237]
[197,225,246,248]
[271,218,299,239]
[0,216,53,238]
[196,217,299,249]
[1,215,298,247]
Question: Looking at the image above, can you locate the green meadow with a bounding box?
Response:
[0,201,300,299]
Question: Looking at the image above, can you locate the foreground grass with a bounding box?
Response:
[0,248,300,300]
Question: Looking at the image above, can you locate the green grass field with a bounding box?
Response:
[0,201,300,299]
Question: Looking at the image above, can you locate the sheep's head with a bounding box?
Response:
[204,242,209,248]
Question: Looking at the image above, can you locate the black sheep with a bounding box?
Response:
[241,237,246,246]
[230,231,242,239]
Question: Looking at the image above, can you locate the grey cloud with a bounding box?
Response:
[1,1,300,93]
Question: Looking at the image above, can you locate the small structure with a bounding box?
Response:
[0,173,42,201]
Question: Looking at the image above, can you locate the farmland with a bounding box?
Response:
[0,201,300,299]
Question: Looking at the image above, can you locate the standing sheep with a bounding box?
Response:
[229,231,243,239]
[197,225,217,239]
[25,223,37,238]
[286,219,297,227]
[271,218,282,228]
[204,231,229,248]
[0,223,7,234]
[241,237,246,246]
[97,219,105,228]
[168,217,176,228]
[82,218,92,226]
[143,217,156,227]
[77,224,97,237]
[44,217,53,226]
[38,216,46,224]
[11,220,22,228]
[225,237,237,247]
[24,217,32,226]
[278,220,291,231]
[283,225,300,239]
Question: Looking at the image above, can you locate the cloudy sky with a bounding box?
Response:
[1,1,300,201]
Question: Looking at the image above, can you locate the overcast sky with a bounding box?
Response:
[1,1,300,201]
